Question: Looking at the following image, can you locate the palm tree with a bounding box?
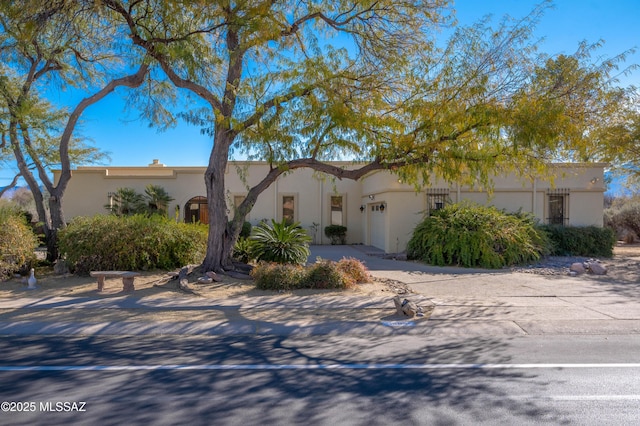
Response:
[105,188,145,216]
[144,184,174,216]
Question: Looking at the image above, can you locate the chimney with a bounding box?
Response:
[149,159,165,167]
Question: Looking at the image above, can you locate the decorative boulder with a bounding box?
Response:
[393,296,419,317]
[197,277,213,284]
[206,271,223,282]
[569,262,586,275]
[588,262,607,275]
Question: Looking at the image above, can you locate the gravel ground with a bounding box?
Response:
[510,255,596,275]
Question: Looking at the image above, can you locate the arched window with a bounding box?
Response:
[184,196,208,224]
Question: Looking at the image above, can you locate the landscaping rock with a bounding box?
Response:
[587,262,608,275]
[206,271,223,282]
[197,277,213,284]
[393,296,419,317]
[570,262,586,275]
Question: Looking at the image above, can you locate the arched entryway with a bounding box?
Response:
[184,196,208,224]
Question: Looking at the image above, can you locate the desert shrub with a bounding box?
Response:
[251,258,367,290]
[605,200,640,241]
[407,202,549,269]
[324,225,347,245]
[250,219,311,264]
[0,206,38,279]
[538,225,615,257]
[251,262,307,290]
[58,214,207,274]
[336,257,370,284]
[305,260,351,289]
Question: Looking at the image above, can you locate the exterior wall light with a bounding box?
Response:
[379,203,385,212]
[360,205,365,212]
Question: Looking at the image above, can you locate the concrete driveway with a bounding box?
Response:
[310,245,640,336]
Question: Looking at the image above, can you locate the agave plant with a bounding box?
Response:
[251,219,312,265]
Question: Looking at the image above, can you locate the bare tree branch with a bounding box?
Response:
[0,172,21,198]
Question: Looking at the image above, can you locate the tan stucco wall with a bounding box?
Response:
[54,161,606,253]
[55,162,364,246]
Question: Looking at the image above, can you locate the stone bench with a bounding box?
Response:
[90,271,141,292]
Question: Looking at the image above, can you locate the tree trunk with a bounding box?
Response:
[10,127,54,257]
[46,192,66,262]
[201,130,234,273]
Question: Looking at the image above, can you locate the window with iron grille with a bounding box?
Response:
[426,188,450,215]
[547,188,570,225]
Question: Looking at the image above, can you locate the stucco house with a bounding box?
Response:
[54,160,606,253]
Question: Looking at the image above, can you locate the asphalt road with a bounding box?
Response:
[1,334,640,425]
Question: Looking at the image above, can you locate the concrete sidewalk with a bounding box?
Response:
[1,245,639,337]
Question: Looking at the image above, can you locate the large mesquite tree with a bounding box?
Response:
[0,1,150,260]
[101,0,633,272]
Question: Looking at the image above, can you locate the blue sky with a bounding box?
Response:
[1,0,639,191]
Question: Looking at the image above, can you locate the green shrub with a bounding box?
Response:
[240,221,252,238]
[233,237,255,264]
[324,225,347,245]
[251,257,368,290]
[407,202,549,269]
[539,225,615,257]
[58,214,208,274]
[250,219,311,264]
[0,206,38,279]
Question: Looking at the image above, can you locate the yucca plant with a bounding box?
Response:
[251,219,311,264]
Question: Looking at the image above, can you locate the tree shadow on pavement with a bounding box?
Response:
[1,334,569,425]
